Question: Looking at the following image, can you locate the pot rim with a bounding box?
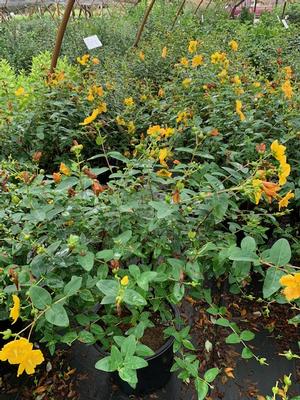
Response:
[94,303,179,361]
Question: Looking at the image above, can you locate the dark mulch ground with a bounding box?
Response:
[1,289,299,400]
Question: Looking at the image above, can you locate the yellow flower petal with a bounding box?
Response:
[9,295,20,324]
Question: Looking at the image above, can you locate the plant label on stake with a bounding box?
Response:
[83,35,103,50]
[281,19,289,29]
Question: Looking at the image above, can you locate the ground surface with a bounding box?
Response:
[1,293,299,399]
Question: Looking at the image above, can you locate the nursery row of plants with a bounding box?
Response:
[0,2,299,399]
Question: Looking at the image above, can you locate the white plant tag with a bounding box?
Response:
[281,19,289,29]
[83,35,103,50]
[201,14,204,23]
[276,15,281,22]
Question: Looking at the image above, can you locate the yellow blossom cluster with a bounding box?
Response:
[188,40,198,54]
[281,79,293,99]
[147,125,174,139]
[124,97,135,107]
[229,40,238,52]
[271,140,291,185]
[10,295,20,324]
[251,141,294,210]
[280,273,300,301]
[87,85,104,102]
[0,338,44,377]
[211,52,229,68]
[79,102,107,126]
[235,100,245,121]
[176,110,192,125]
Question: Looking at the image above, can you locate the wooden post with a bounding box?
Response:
[281,0,287,19]
[133,0,156,47]
[50,0,76,73]
[171,0,186,30]
[205,0,213,10]
[230,0,246,18]
[194,0,204,15]
[253,0,257,16]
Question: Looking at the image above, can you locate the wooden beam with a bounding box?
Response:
[50,0,76,73]
[133,0,156,47]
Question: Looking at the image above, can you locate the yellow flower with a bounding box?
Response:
[9,295,20,324]
[218,69,228,82]
[278,191,294,210]
[161,47,167,59]
[271,140,286,161]
[147,125,163,137]
[94,86,104,97]
[211,52,227,65]
[182,78,192,88]
[59,162,71,176]
[92,57,100,65]
[79,108,99,126]
[232,75,241,85]
[97,102,107,114]
[252,179,263,205]
[127,121,136,134]
[253,81,261,88]
[162,127,175,138]
[281,80,293,99]
[283,66,292,79]
[87,91,94,102]
[156,169,172,178]
[15,87,25,96]
[77,54,90,65]
[278,161,291,185]
[235,87,244,96]
[52,172,62,184]
[177,111,190,125]
[139,51,145,62]
[116,116,126,126]
[140,94,147,101]
[229,40,238,52]
[188,40,198,54]
[159,148,170,167]
[235,100,245,121]
[0,338,44,377]
[180,57,189,67]
[124,97,134,107]
[158,88,165,97]
[106,82,114,90]
[280,274,300,301]
[192,54,204,68]
[121,276,129,286]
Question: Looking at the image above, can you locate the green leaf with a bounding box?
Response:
[124,356,148,369]
[95,356,116,372]
[149,201,176,219]
[241,347,254,359]
[225,333,241,344]
[78,252,94,272]
[121,335,136,357]
[229,248,258,262]
[108,151,129,163]
[269,239,291,266]
[138,271,157,291]
[195,378,209,400]
[78,330,95,344]
[136,344,155,357]
[97,280,119,297]
[173,282,185,302]
[124,289,147,306]
[241,236,256,252]
[211,194,228,223]
[79,289,94,302]
[61,331,78,346]
[114,230,132,245]
[263,267,285,298]
[96,249,114,261]
[214,318,230,327]
[240,330,255,341]
[45,303,69,327]
[29,286,52,310]
[64,276,82,297]
[204,367,220,383]
[119,368,138,388]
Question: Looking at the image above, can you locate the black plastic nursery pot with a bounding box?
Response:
[113,333,175,395]
[94,305,179,396]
